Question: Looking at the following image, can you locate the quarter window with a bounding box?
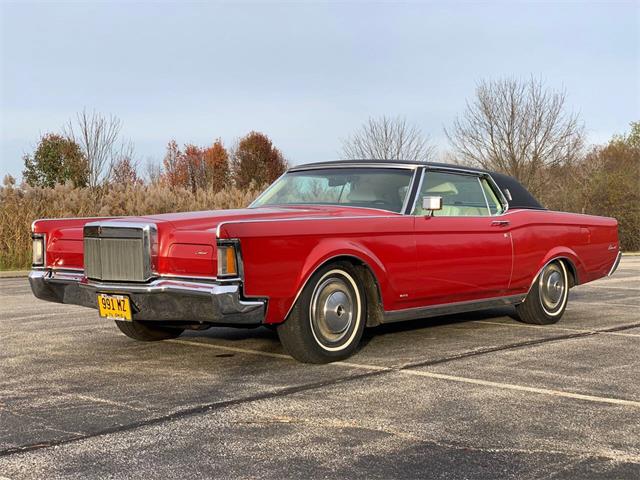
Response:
[413,171,492,217]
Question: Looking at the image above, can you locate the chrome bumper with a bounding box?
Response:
[29,270,266,326]
[608,251,622,277]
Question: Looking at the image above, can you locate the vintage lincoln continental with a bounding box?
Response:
[29,160,621,363]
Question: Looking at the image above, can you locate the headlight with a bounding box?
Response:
[217,242,238,277]
[32,236,45,267]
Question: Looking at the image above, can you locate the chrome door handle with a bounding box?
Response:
[491,220,510,227]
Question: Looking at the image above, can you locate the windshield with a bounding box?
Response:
[250,167,415,213]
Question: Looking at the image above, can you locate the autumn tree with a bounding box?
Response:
[110,157,140,186]
[162,139,230,192]
[203,139,230,191]
[22,133,89,187]
[232,132,287,188]
[577,123,639,251]
[446,78,584,197]
[162,140,186,188]
[341,116,434,161]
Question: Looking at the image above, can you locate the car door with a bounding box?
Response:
[411,168,513,306]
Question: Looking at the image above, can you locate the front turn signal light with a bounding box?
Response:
[32,236,45,267]
[217,243,238,277]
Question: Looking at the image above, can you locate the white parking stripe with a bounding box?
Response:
[581,284,639,291]
[3,313,67,322]
[473,320,640,338]
[169,339,640,408]
[400,370,640,407]
[570,301,638,308]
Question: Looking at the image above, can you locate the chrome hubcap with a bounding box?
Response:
[539,264,566,313]
[311,276,355,345]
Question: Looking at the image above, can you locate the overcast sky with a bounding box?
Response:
[1,1,638,180]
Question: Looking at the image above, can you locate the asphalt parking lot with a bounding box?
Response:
[1,258,639,479]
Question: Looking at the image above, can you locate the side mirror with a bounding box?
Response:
[422,196,442,215]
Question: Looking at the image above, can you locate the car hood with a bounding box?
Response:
[106,205,396,232]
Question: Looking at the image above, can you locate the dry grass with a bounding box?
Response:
[0,182,263,270]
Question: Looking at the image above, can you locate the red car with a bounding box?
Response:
[30,160,621,363]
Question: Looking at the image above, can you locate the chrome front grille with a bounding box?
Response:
[83,222,156,282]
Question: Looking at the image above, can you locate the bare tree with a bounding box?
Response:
[341,116,434,161]
[145,159,164,186]
[64,110,133,187]
[445,78,584,197]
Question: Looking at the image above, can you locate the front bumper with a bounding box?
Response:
[29,270,266,326]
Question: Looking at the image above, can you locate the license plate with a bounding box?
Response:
[97,294,132,321]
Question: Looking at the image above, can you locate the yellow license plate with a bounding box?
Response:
[97,294,132,321]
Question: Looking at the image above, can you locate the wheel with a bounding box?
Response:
[516,260,569,325]
[115,320,184,341]
[277,262,366,363]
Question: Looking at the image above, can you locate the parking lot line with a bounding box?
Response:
[580,284,639,291]
[472,320,640,338]
[399,370,640,407]
[1,312,79,322]
[569,300,638,308]
[169,339,640,408]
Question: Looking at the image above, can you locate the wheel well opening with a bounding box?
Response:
[317,256,384,328]
[558,258,578,288]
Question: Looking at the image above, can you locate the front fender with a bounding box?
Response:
[274,239,392,324]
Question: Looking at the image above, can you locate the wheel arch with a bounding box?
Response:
[284,250,386,328]
[527,251,580,298]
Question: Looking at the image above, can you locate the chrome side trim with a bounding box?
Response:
[216,214,400,238]
[381,294,526,324]
[608,251,622,277]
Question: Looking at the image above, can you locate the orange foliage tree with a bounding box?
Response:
[110,157,140,185]
[162,139,230,192]
[232,131,287,188]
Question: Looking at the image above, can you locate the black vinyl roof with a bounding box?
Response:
[290,160,545,210]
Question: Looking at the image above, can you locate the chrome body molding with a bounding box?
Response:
[29,270,266,326]
[215,214,400,238]
[381,294,526,324]
[608,251,622,277]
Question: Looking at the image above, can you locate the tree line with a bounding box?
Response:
[20,110,287,193]
[12,77,639,251]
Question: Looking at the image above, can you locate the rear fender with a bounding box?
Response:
[532,247,585,289]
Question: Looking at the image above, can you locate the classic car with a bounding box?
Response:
[29,160,621,363]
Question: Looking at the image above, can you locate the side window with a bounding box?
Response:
[413,171,490,217]
[480,177,505,215]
